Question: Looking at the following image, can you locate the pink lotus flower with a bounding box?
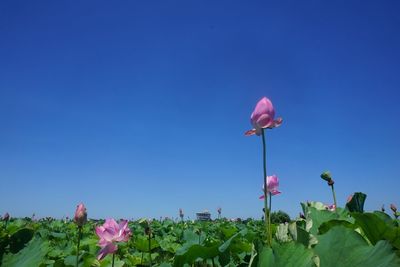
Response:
[259,175,281,199]
[245,97,282,136]
[74,203,87,227]
[95,218,132,260]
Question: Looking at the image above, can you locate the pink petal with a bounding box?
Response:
[268,117,283,129]
[255,114,274,129]
[97,242,118,261]
[259,195,265,200]
[270,190,281,196]
[244,129,256,136]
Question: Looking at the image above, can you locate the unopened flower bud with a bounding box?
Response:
[3,212,10,221]
[320,171,332,182]
[74,203,87,227]
[390,204,397,213]
[179,208,184,218]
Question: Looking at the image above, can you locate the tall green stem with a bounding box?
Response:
[331,184,337,209]
[148,231,152,266]
[269,193,272,244]
[76,226,82,267]
[261,129,270,246]
[112,253,115,267]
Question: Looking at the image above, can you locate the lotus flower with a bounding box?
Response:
[259,175,281,199]
[95,218,132,260]
[74,203,87,227]
[245,97,282,136]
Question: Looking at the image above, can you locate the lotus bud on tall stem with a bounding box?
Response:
[74,203,87,267]
[217,207,221,219]
[179,208,184,222]
[321,171,337,210]
[245,97,282,247]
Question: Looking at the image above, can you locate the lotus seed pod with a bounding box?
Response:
[320,171,332,182]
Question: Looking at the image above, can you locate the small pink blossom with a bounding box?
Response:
[245,97,282,136]
[95,218,132,260]
[259,175,281,199]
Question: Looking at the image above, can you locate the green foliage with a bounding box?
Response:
[271,210,291,224]
[1,194,400,266]
[315,226,400,267]
[346,192,367,212]
[2,237,48,267]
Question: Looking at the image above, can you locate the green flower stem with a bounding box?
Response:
[148,231,152,266]
[76,226,82,267]
[269,193,272,244]
[331,184,337,209]
[261,129,270,246]
[112,253,115,267]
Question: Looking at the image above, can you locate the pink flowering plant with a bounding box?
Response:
[246,97,282,246]
[95,218,132,266]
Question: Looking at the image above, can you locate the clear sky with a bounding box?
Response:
[1,1,399,220]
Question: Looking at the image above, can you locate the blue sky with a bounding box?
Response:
[1,1,399,220]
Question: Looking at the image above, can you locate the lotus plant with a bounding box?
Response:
[217,207,222,219]
[245,97,282,246]
[74,203,87,267]
[96,218,132,266]
[321,171,337,210]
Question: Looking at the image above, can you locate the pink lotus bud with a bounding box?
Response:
[74,203,87,227]
[3,212,10,221]
[245,97,282,136]
[391,204,397,213]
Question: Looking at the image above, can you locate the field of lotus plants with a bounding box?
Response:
[1,97,400,266]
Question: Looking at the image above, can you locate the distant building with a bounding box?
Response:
[196,210,211,221]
